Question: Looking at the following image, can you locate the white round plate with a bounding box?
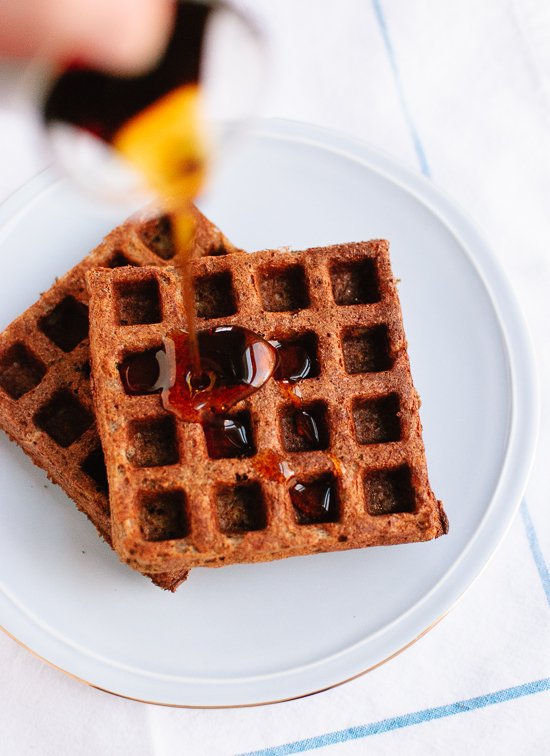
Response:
[0,119,538,707]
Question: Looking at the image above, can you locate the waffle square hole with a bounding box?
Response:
[257,264,309,312]
[364,465,415,515]
[216,481,266,533]
[81,446,108,493]
[39,296,89,352]
[290,473,339,524]
[330,257,380,305]
[118,347,163,396]
[138,490,188,541]
[34,389,93,447]
[194,270,237,318]
[0,342,46,399]
[273,332,320,381]
[115,277,161,326]
[138,215,175,260]
[280,401,329,452]
[203,410,256,459]
[108,251,136,268]
[342,325,392,374]
[126,415,179,467]
[352,393,401,444]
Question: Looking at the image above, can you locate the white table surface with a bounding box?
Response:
[1,1,549,754]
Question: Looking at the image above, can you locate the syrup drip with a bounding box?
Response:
[326,452,344,478]
[271,341,315,383]
[271,341,322,448]
[203,415,255,459]
[275,377,303,409]
[113,82,208,377]
[171,211,202,375]
[253,449,296,484]
[290,478,338,524]
[44,3,211,377]
[271,340,313,411]
[294,409,323,448]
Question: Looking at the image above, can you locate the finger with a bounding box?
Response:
[62,0,176,75]
[0,0,175,75]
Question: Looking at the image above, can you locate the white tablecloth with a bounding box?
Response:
[1,1,549,753]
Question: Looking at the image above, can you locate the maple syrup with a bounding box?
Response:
[118,327,276,462]
[118,326,277,416]
[119,349,163,395]
[203,414,255,458]
[252,450,295,484]
[293,408,324,449]
[290,477,338,524]
[271,341,316,383]
[271,339,325,443]
[162,326,278,422]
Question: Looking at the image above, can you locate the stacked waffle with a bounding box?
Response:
[0,210,447,589]
[0,206,240,590]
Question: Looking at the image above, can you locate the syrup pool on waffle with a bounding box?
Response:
[118,327,336,520]
[119,325,276,460]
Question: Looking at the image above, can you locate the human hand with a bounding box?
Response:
[0,0,175,75]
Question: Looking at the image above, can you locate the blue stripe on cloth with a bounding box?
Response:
[239,679,550,756]
[372,0,550,613]
[240,10,550,756]
[521,500,550,606]
[371,0,431,177]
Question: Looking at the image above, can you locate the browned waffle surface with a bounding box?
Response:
[87,242,448,576]
[0,206,241,591]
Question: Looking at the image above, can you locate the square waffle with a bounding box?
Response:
[0,205,241,590]
[87,242,448,576]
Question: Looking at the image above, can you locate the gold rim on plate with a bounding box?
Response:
[2,610,449,709]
